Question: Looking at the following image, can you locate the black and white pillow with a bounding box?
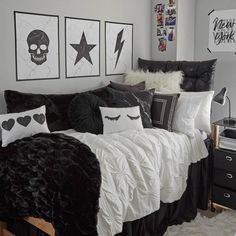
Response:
[0,106,50,147]
[151,93,180,131]
[100,106,143,134]
[104,87,155,128]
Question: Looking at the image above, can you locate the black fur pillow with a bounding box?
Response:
[4,90,77,132]
[68,93,107,134]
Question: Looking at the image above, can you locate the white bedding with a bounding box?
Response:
[59,128,208,236]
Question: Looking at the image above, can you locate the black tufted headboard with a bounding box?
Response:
[138,58,217,92]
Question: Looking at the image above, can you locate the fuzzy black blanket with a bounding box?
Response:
[0,133,101,236]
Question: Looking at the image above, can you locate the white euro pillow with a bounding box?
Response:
[0,106,50,147]
[100,106,143,134]
[124,70,183,92]
[180,91,214,133]
[172,95,202,138]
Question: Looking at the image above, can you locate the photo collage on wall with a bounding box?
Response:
[154,0,176,52]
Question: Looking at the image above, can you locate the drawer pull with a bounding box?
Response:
[224,193,231,198]
[226,156,233,162]
[226,173,233,179]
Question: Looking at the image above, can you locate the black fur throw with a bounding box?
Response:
[0,133,101,236]
[68,93,107,134]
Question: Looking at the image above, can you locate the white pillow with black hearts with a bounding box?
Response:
[100,106,143,134]
[0,105,50,147]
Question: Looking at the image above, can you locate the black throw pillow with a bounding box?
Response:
[138,58,217,91]
[104,87,155,128]
[108,81,146,91]
[151,93,180,131]
[68,93,107,134]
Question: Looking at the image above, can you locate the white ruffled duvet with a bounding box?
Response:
[60,128,208,236]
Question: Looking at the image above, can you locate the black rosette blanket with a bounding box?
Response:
[0,133,101,236]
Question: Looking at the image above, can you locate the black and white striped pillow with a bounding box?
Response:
[151,93,180,131]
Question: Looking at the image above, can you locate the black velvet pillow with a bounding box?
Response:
[152,93,180,131]
[68,93,107,134]
[104,87,155,128]
[4,90,77,132]
[108,81,146,91]
[138,58,217,92]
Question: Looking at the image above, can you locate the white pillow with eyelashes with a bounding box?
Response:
[99,106,143,134]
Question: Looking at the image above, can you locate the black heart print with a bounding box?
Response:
[17,116,31,127]
[33,114,45,125]
[2,119,15,131]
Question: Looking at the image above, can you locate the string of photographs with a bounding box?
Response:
[14,11,133,81]
[154,0,176,52]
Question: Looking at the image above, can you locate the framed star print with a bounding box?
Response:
[14,11,60,81]
[65,17,100,78]
[105,21,133,76]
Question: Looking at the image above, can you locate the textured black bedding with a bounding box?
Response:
[0,133,101,236]
[6,139,212,236]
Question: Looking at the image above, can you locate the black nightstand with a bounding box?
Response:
[211,119,236,211]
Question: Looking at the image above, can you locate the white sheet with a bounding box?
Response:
[59,128,208,236]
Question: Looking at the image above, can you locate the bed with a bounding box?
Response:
[0,58,216,236]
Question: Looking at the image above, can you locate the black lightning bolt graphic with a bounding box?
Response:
[114,29,125,68]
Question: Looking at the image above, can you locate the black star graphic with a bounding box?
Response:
[70,32,96,65]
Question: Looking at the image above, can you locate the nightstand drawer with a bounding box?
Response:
[214,169,236,191]
[213,186,236,210]
[214,149,236,172]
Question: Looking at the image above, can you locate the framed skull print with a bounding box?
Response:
[14,12,60,81]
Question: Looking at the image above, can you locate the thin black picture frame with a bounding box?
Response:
[65,17,101,79]
[14,11,60,82]
[105,21,133,76]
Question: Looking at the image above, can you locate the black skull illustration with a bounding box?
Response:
[27,30,49,65]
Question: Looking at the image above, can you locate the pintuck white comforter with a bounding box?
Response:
[60,128,208,236]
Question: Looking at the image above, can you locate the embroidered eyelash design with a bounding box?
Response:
[104,115,121,121]
[127,115,141,120]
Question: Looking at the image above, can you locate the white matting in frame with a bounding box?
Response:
[14,11,60,81]
[65,17,100,78]
[105,21,133,76]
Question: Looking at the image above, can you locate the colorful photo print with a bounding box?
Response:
[154,3,165,14]
[167,27,175,41]
[157,27,167,37]
[168,0,176,5]
[157,14,164,26]
[165,16,176,26]
[166,5,176,16]
[158,37,166,52]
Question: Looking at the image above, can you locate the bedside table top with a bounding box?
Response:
[213,118,236,128]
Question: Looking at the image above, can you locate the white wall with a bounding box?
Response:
[194,0,236,121]
[176,0,196,60]
[0,0,151,114]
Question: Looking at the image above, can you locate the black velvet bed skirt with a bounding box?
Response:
[7,139,212,236]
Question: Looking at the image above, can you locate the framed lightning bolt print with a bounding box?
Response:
[105,21,133,76]
[65,17,100,78]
